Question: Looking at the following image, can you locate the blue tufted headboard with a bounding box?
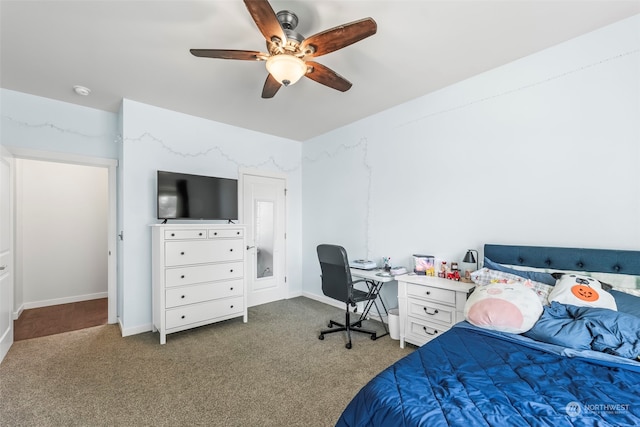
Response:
[484,244,640,276]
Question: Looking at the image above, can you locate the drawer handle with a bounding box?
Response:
[180,252,185,255]
[181,295,185,299]
[229,248,233,252]
[423,326,438,336]
[214,232,218,236]
[199,232,203,236]
[423,307,439,315]
[181,315,185,319]
[230,287,234,291]
[181,275,185,279]
[230,305,234,309]
[230,269,234,273]
[425,291,431,295]
[171,233,175,237]
[236,231,240,235]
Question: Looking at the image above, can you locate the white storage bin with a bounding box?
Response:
[388,308,400,340]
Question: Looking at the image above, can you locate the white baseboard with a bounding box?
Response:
[287,290,303,299]
[22,292,108,311]
[12,304,24,320]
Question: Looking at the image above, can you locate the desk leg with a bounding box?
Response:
[359,280,389,338]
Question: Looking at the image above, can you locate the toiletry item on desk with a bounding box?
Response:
[390,266,408,276]
[376,266,408,277]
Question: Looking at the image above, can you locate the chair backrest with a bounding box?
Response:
[317,244,353,303]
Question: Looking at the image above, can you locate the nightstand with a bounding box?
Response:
[397,275,475,348]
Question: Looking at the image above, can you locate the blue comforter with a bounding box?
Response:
[523,302,640,359]
[336,324,640,427]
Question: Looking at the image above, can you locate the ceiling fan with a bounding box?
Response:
[190,0,377,98]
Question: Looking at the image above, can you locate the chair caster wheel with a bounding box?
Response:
[370,335,377,340]
[327,322,334,328]
[346,343,352,349]
[319,334,324,340]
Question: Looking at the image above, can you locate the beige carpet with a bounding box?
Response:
[0,297,414,427]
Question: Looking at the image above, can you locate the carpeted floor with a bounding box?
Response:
[0,297,414,427]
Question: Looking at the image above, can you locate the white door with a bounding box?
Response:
[0,147,14,363]
[242,173,286,307]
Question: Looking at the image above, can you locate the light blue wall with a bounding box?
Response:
[119,100,302,334]
[0,89,119,159]
[301,14,640,309]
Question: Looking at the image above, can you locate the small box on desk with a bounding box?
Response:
[413,254,435,276]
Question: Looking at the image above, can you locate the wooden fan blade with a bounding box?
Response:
[301,18,377,58]
[243,0,286,44]
[262,73,282,98]
[305,61,352,92]
[190,49,263,61]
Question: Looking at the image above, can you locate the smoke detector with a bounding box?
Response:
[73,85,91,96]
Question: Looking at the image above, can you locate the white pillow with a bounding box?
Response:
[464,282,543,334]
[548,274,617,310]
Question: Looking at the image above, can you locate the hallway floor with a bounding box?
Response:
[14,298,108,341]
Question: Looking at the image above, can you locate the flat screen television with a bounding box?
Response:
[157,170,238,221]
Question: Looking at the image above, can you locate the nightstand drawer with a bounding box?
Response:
[165,262,243,287]
[166,296,244,329]
[165,280,243,308]
[407,299,454,326]
[406,317,449,346]
[407,283,455,305]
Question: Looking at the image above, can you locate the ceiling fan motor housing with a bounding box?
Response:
[277,10,304,43]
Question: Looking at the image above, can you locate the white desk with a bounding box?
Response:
[350,268,397,338]
[350,268,397,284]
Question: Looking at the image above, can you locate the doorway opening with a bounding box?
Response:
[10,149,117,336]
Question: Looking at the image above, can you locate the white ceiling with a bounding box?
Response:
[2,1,639,142]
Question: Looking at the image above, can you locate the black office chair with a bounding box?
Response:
[317,244,378,349]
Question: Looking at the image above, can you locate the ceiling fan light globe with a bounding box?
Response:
[266,55,306,86]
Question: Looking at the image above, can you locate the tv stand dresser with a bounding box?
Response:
[151,224,247,344]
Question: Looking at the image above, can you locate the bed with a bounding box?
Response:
[337,244,640,427]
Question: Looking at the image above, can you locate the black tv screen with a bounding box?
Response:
[157,171,238,220]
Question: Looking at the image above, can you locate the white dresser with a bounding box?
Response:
[397,275,474,348]
[151,224,247,344]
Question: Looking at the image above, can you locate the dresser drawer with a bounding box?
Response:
[165,262,243,287]
[407,283,456,305]
[407,298,454,327]
[406,317,449,347]
[165,279,243,308]
[164,229,207,240]
[166,296,244,329]
[209,229,244,239]
[165,239,244,266]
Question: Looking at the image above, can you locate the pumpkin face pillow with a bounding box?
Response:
[548,274,617,310]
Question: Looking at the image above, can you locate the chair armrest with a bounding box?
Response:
[349,278,369,287]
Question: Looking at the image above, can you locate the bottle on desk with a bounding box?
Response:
[383,257,391,272]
